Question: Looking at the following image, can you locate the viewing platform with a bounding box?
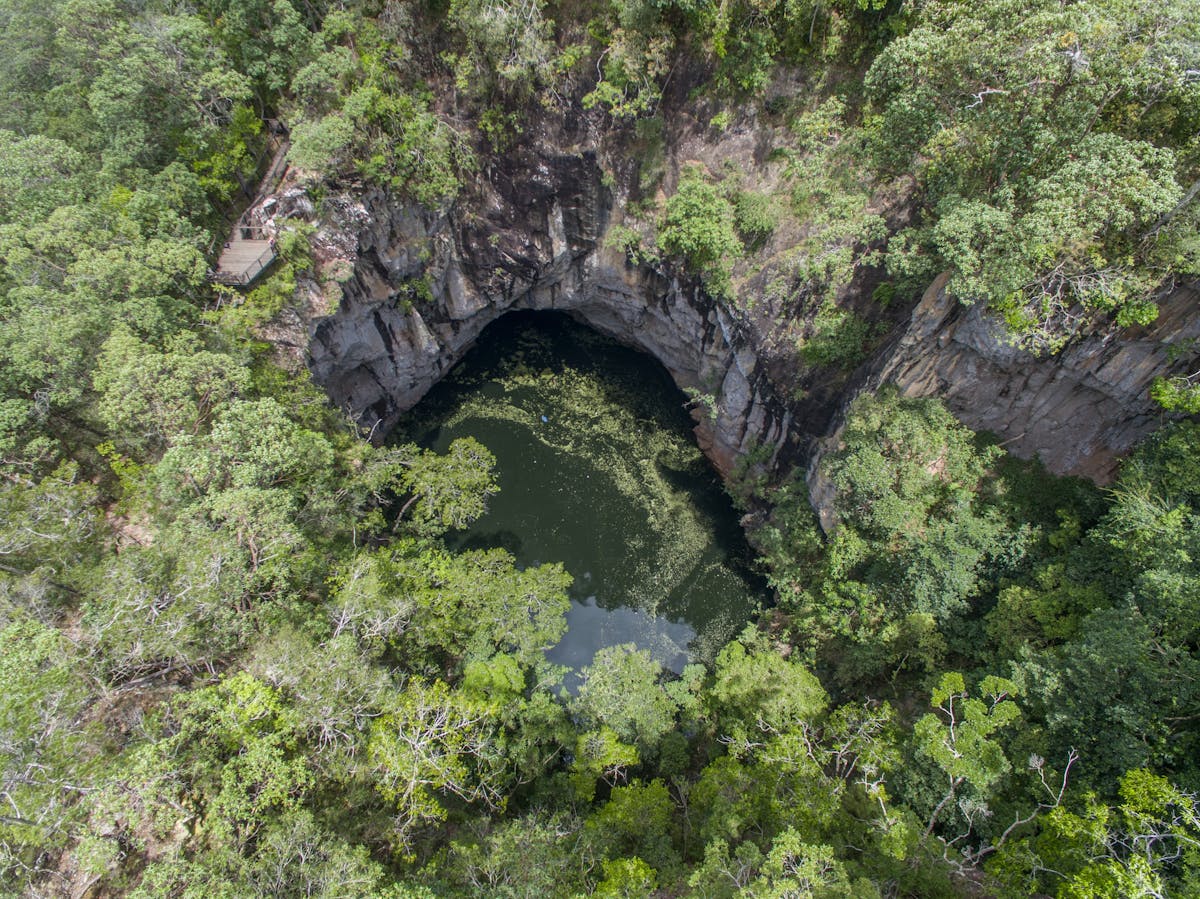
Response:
[209,128,290,287]
[212,230,276,287]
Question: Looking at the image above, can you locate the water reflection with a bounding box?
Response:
[395,312,765,680]
[547,596,695,690]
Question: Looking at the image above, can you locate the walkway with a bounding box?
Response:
[213,235,275,286]
[210,131,291,287]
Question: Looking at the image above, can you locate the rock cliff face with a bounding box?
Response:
[295,149,793,479]
[279,145,1197,498]
[873,273,1200,483]
[802,274,1199,529]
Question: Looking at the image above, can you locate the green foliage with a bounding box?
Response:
[0,131,85,223]
[828,389,1001,541]
[158,397,334,495]
[868,0,1200,347]
[445,0,555,103]
[368,678,506,846]
[393,437,500,535]
[197,0,318,95]
[573,644,680,751]
[659,167,742,298]
[133,809,403,898]
[444,810,600,897]
[706,630,828,738]
[0,462,100,588]
[332,538,570,671]
[746,831,858,898]
[1150,374,1200,414]
[799,304,873,369]
[0,181,209,461]
[290,113,356,172]
[570,726,640,803]
[185,104,264,203]
[991,769,1200,898]
[83,524,259,678]
[589,779,679,872]
[791,97,848,153]
[604,223,644,260]
[733,190,778,249]
[985,562,1106,656]
[284,11,471,204]
[915,673,1022,798]
[93,329,251,454]
[2,1,1199,896]
[1010,421,1200,786]
[780,103,888,307]
[581,6,673,121]
[0,618,97,879]
[595,856,658,896]
[772,388,1020,686]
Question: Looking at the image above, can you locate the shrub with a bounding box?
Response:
[659,167,740,297]
[734,190,778,249]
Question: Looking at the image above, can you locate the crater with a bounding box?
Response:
[392,311,767,683]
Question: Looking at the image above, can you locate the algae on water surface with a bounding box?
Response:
[394,311,765,679]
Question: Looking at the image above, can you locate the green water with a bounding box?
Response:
[393,311,764,680]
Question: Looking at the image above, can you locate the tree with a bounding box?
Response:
[82,522,257,680]
[0,191,209,464]
[367,678,507,849]
[570,727,640,803]
[282,10,469,202]
[444,810,600,898]
[782,389,1015,685]
[705,631,828,741]
[589,779,680,874]
[157,397,335,497]
[594,856,658,897]
[573,644,680,752]
[445,0,555,103]
[913,674,1022,833]
[393,437,500,535]
[0,131,84,224]
[332,539,570,671]
[249,631,391,776]
[1010,422,1200,788]
[907,672,1077,878]
[743,831,856,899]
[0,462,99,593]
[659,167,742,298]
[990,769,1200,898]
[93,329,250,454]
[868,0,1200,347]
[0,618,97,890]
[84,11,252,173]
[196,0,318,95]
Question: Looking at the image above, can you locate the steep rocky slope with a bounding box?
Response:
[876,274,1200,482]
[262,131,1198,500]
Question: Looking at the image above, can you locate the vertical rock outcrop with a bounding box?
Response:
[875,273,1200,482]
[282,148,1195,498]
[297,152,793,479]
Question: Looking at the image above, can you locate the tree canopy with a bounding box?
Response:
[2,0,1198,896]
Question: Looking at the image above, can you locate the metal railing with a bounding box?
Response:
[238,220,271,240]
[211,245,277,286]
[208,127,291,286]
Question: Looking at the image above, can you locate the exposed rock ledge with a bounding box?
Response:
[876,273,1200,483]
[286,152,793,481]
[805,274,1200,530]
[269,148,1198,505]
